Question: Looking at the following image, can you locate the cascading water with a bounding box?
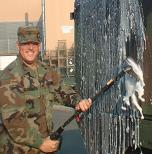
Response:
[74,0,145,154]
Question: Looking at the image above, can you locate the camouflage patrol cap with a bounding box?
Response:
[17,26,40,44]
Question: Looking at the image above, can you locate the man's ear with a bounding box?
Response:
[16,42,19,50]
[38,43,40,50]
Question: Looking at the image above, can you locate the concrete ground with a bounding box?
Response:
[52,105,87,154]
[52,105,152,154]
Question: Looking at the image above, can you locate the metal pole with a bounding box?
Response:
[41,0,46,59]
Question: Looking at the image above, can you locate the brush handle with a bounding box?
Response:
[49,66,132,139]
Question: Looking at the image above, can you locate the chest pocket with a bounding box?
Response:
[22,72,40,91]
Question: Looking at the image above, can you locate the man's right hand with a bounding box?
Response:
[39,138,60,153]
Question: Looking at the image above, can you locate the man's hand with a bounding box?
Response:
[39,138,60,153]
[75,98,92,112]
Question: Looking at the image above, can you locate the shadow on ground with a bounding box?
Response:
[52,105,87,154]
[56,129,87,154]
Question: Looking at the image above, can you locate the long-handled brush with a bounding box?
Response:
[49,58,145,148]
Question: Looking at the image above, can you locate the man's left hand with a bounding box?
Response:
[75,98,92,112]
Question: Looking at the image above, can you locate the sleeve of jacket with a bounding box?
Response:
[44,70,82,107]
[53,83,82,107]
[0,83,44,149]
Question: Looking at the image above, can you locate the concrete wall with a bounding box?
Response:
[45,0,74,50]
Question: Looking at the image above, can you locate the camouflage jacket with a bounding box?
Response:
[0,57,81,154]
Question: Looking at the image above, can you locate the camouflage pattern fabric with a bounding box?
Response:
[0,56,81,154]
[17,26,40,44]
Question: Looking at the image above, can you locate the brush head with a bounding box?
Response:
[123,58,144,84]
[122,57,145,119]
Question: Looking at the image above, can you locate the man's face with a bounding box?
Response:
[17,42,40,64]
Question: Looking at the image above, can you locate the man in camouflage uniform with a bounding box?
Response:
[0,26,92,154]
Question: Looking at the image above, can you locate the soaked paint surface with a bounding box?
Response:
[74,0,145,153]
